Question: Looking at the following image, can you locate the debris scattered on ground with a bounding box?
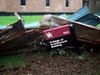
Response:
[0,5,100,55]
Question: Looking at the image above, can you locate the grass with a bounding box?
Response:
[22,15,43,23]
[0,16,17,25]
[96,24,100,28]
[0,14,71,26]
[0,54,27,68]
[0,15,43,26]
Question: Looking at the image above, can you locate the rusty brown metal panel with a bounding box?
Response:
[0,20,25,44]
[0,30,41,55]
[73,22,100,44]
[0,19,41,55]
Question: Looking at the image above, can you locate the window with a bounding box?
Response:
[20,0,26,5]
[66,0,69,7]
[46,0,50,6]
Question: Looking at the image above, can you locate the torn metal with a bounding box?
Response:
[0,4,100,54]
[0,16,41,55]
[69,5,100,26]
[44,16,100,44]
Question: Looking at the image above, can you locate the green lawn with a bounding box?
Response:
[0,14,100,28]
[96,24,100,28]
[0,15,43,26]
[0,14,71,26]
[0,54,27,68]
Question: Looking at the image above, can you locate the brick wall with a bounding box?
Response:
[0,0,6,11]
[0,0,83,13]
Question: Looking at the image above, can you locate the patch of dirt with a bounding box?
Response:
[0,51,100,75]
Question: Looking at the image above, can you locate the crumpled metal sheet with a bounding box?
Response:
[72,22,100,44]
[0,20,25,44]
[69,5,100,26]
[0,30,41,55]
[0,19,41,55]
[76,13,100,26]
[40,14,68,29]
[40,15,100,44]
[69,5,90,21]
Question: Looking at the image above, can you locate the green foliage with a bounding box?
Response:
[96,24,100,28]
[50,48,69,56]
[58,49,66,56]
[0,54,27,68]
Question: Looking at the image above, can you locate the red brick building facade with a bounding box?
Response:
[0,0,83,13]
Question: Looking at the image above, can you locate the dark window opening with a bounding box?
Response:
[46,0,50,6]
[20,0,26,5]
[66,0,69,7]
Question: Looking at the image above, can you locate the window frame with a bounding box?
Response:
[46,0,50,6]
[66,0,69,7]
[20,0,26,6]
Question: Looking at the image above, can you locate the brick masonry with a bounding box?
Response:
[0,0,83,13]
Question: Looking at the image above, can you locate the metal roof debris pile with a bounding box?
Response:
[0,5,100,55]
